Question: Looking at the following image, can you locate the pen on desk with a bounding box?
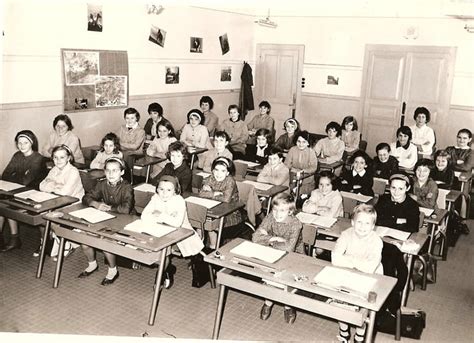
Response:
[63,215,91,227]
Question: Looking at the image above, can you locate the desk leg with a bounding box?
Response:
[53,237,66,288]
[266,196,273,215]
[145,166,151,184]
[148,247,168,326]
[36,219,51,279]
[401,254,413,306]
[190,154,196,170]
[209,218,225,289]
[427,223,436,254]
[365,310,377,343]
[212,284,227,340]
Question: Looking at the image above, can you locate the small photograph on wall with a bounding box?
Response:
[220,66,231,82]
[327,75,339,85]
[149,25,166,47]
[95,76,128,107]
[190,37,203,53]
[166,66,179,84]
[87,4,103,32]
[219,33,230,55]
[63,50,99,85]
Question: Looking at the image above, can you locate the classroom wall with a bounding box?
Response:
[0,1,254,169]
[254,16,474,150]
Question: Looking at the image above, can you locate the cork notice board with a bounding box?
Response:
[61,48,129,112]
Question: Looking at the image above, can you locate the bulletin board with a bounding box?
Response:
[61,48,129,112]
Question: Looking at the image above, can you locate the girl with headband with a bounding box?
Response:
[179,109,212,149]
[1,130,47,252]
[275,118,300,151]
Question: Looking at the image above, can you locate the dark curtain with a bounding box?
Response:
[239,62,254,121]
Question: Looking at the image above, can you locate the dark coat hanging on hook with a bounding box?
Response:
[239,62,254,121]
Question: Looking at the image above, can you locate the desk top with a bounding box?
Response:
[423,208,449,225]
[183,193,245,219]
[134,155,166,167]
[318,160,344,170]
[205,238,396,312]
[0,193,78,214]
[446,189,462,203]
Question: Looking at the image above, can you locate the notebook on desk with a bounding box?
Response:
[242,180,273,191]
[375,226,411,241]
[185,196,220,209]
[69,207,115,224]
[296,212,337,229]
[230,240,286,264]
[233,159,260,168]
[134,183,156,193]
[124,219,176,237]
[15,189,59,202]
[313,266,377,298]
[0,180,24,191]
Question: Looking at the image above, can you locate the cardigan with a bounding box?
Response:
[430,167,454,189]
[445,146,473,172]
[332,227,383,274]
[141,193,203,257]
[245,144,270,165]
[199,175,241,228]
[42,130,85,164]
[143,117,170,138]
[247,114,275,133]
[302,189,343,218]
[390,142,418,170]
[154,162,192,192]
[339,168,374,196]
[412,178,438,209]
[373,156,399,180]
[90,151,123,170]
[284,146,318,174]
[375,194,420,233]
[218,119,249,154]
[39,162,85,200]
[117,125,146,153]
[146,136,176,159]
[410,124,435,154]
[2,151,47,190]
[341,130,360,152]
[197,148,233,173]
[257,161,290,187]
[82,179,134,214]
[203,111,219,137]
[314,137,345,164]
[252,214,303,254]
[275,133,296,151]
[180,124,212,149]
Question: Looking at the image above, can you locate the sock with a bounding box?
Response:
[338,323,350,340]
[354,327,366,342]
[85,260,97,272]
[106,266,117,279]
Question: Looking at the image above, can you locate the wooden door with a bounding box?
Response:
[360,45,456,156]
[255,44,305,138]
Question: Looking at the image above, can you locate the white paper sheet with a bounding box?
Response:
[185,196,221,209]
[196,172,211,178]
[124,219,176,237]
[230,240,286,264]
[0,180,24,191]
[69,207,115,224]
[375,226,411,241]
[15,189,59,202]
[233,159,260,168]
[454,171,461,178]
[243,180,273,191]
[313,266,377,296]
[419,207,434,217]
[296,212,337,228]
[133,183,156,193]
[340,191,373,203]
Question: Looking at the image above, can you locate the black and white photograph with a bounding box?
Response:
[219,33,230,55]
[148,25,166,47]
[220,66,231,81]
[190,37,203,53]
[327,75,339,85]
[165,66,179,84]
[87,4,102,32]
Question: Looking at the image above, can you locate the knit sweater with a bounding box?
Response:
[82,179,134,214]
[314,137,345,164]
[375,194,420,233]
[252,214,303,254]
[218,119,249,154]
[2,151,47,190]
[302,189,343,218]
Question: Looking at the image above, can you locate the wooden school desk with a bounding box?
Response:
[318,160,345,174]
[188,147,208,169]
[132,155,166,183]
[0,188,78,278]
[205,238,396,342]
[42,203,193,326]
[289,171,315,200]
[421,208,449,258]
[242,181,288,215]
[301,217,428,307]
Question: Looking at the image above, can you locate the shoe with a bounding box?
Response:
[0,236,22,252]
[77,266,99,278]
[101,271,120,286]
[52,247,75,262]
[337,327,351,343]
[32,243,41,257]
[260,304,273,320]
[163,264,176,289]
[284,308,296,324]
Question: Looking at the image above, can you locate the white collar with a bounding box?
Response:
[353,169,366,177]
[126,122,139,130]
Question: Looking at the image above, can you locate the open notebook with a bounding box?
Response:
[233,159,260,168]
[230,240,286,264]
[242,180,273,191]
[69,207,115,224]
[313,266,377,297]
[124,219,176,237]
[296,212,337,229]
[0,180,24,191]
[340,191,373,203]
[375,226,411,241]
[15,189,58,202]
[133,183,156,193]
[185,196,220,209]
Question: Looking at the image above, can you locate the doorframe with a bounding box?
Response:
[255,44,305,119]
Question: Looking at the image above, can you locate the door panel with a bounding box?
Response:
[368,54,405,101]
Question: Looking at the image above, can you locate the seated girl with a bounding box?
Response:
[146,121,177,178]
[199,157,241,249]
[39,145,85,258]
[430,149,454,189]
[275,118,300,151]
[180,109,212,149]
[42,114,85,164]
[154,141,192,192]
[117,107,146,155]
[200,96,219,137]
[390,126,418,171]
[445,128,473,173]
[375,173,420,233]
[302,170,343,218]
[411,159,438,210]
[218,104,249,159]
[314,121,345,164]
[257,146,290,187]
[144,102,168,140]
[340,116,360,154]
[410,107,435,157]
[141,175,204,288]
[1,130,47,252]
[372,142,399,180]
[252,193,303,324]
[339,151,374,197]
[198,131,233,172]
[245,128,272,165]
[90,132,123,170]
[247,101,275,144]
[80,157,135,285]
[284,130,318,196]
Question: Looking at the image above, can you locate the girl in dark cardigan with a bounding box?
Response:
[339,150,374,196]
[154,141,192,192]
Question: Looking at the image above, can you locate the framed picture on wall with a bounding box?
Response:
[149,25,166,47]
[219,33,230,55]
[190,37,203,53]
[166,66,179,84]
